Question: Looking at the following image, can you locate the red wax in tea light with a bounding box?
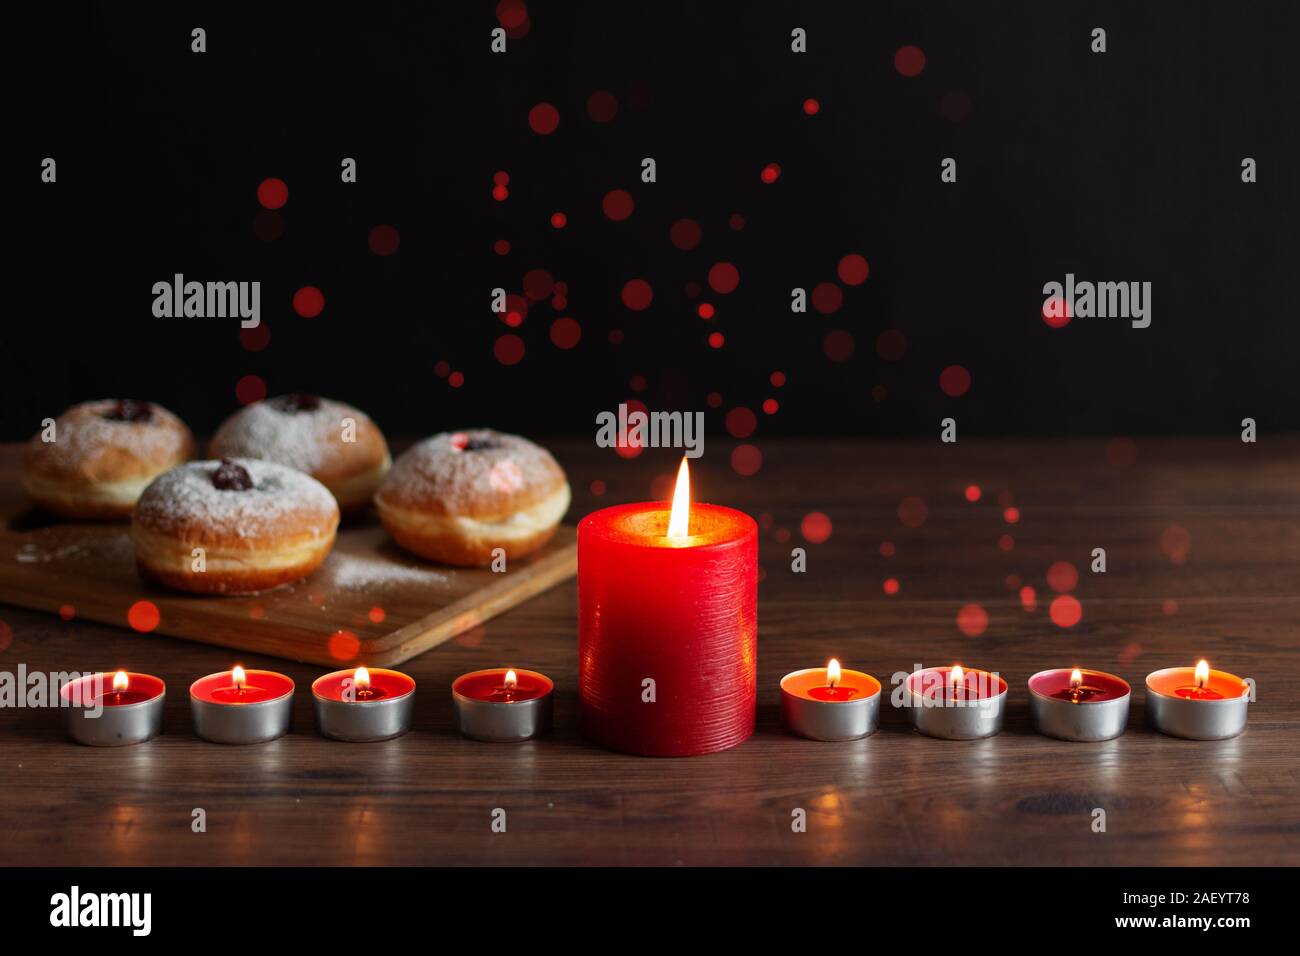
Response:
[59,671,166,747]
[1145,660,1250,740]
[312,667,416,742]
[190,666,295,744]
[451,667,554,741]
[191,667,294,704]
[453,669,551,702]
[783,661,881,703]
[578,459,758,757]
[314,667,416,702]
[61,671,164,708]
[780,660,882,740]
[1028,668,1129,703]
[1027,667,1131,741]
[908,665,1007,702]
[1148,661,1245,701]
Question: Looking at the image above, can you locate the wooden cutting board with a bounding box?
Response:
[0,446,577,666]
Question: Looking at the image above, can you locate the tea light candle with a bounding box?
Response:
[59,670,165,746]
[190,666,294,744]
[1027,667,1130,741]
[906,664,1007,739]
[1146,660,1250,740]
[578,458,758,756]
[452,668,553,742]
[780,659,881,741]
[312,667,416,742]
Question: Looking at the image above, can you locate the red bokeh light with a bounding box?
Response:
[708,331,725,348]
[801,512,832,544]
[494,334,525,366]
[1042,295,1072,329]
[883,577,900,595]
[894,45,926,77]
[293,286,325,318]
[602,189,635,221]
[329,629,361,661]
[964,484,981,502]
[760,163,781,184]
[669,218,702,250]
[898,496,928,528]
[697,303,715,319]
[837,254,870,286]
[368,224,400,256]
[940,364,971,397]
[803,98,820,115]
[235,374,267,405]
[725,407,757,439]
[621,279,653,311]
[240,323,271,353]
[1049,595,1083,628]
[550,317,581,349]
[127,600,160,633]
[812,282,843,314]
[528,102,560,135]
[731,444,762,477]
[708,262,740,294]
[1046,560,1078,593]
[550,211,567,228]
[823,330,855,362]
[256,178,288,210]
[956,603,989,637]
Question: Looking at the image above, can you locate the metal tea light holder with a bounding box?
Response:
[60,672,165,747]
[1027,668,1131,742]
[907,667,1007,740]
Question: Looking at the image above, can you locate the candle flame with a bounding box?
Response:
[504,669,518,690]
[950,665,964,691]
[354,666,370,691]
[1069,668,1082,690]
[666,457,691,539]
[1194,659,1210,689]
[826,658,841,689]
[232,665,246,689]
[112,670,128,693]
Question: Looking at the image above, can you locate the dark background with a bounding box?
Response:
[8,1,1299,441]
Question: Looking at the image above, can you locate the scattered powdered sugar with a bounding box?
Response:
[210,398,369,473]
[15,532,134,565]
[133,459,337,538]
[323,552,453,590]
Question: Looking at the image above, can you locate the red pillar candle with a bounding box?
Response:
[578,459,758,756]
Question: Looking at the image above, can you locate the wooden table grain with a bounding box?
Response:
[1,438,1297,866]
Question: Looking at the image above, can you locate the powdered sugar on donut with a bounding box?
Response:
[378,430,566,517]
[28,400,191,480]
[210,397,374,473]
[134,459,337,541]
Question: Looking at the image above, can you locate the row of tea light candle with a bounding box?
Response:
[60,665,551,746]
[59,657,1249,747]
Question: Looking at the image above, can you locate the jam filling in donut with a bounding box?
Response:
[101,399,154,423]
[212,459,255,491]
[271,393,322,413]
[450,432,499,452]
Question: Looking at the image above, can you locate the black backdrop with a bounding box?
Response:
[8,1,1299,441]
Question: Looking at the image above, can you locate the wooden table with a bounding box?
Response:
[1,438,1297,866]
